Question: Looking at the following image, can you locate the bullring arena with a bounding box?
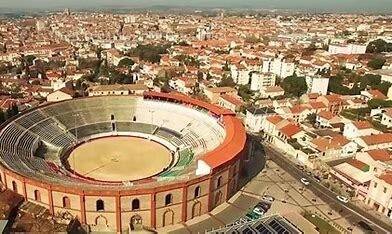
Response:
[0,92,247,232]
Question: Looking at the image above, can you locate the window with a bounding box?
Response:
[96,199,104,211]
[12,181,17,192]
[133,116,136,121]
[217,176,222,188]
[374,182,378,188]
[384,187,387,193]
[63,196,71,208]
[165,194,173,206]
[132,199,140,210]
[194,186,201,198]
[34,190,41,202]
[111,114,115,120]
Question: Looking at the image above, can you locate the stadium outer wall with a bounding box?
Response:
[0,92,247,232]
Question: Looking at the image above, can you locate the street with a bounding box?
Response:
[265,144,392,234]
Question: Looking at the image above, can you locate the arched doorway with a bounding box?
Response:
[191,201,202,218]
[34,190,41,202]
[62,196,71,208]
[130,214,143,231]
[162,209,174,227]
[215,191,223,206]
[95,215,108,227]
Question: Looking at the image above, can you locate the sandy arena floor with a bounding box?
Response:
[68,136,172,182]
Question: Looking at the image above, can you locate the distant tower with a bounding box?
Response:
[196,25,212,41]
[64,8,71,16]
[36,20,45,31]
[125,15,136,24]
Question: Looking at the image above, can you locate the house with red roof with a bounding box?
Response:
[277,123,304,142]
[343,120,380,139]
[360,89,387,102]
[317,94,344,115]
[290,104,313,123]
[316,110,341,128]
[356,149,392,176]
[355,133,392,151]
[310,134,357,159]
[218,94,244,112]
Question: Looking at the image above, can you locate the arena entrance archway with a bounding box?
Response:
[162,209,174,227]
[130,214,143,231]
[191,201,202,218]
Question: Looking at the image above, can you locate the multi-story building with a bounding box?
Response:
[366,172,392,220]
[262,58,295,78]
[328,43,367,55]
[306,76,329,95]
[250,72,276,92]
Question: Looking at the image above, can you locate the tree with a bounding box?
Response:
[23,55,36,66]
[306,113,317,125]
[366,39,392,53]
[281,75,308,97]
[368,57,386,70]
[126,44,170,64]
[238,84,253,102]
[368,99,392,109]
[117,58,135,68]
[218,76,236,87]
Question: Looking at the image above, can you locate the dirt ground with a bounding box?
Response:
[68,137,172,182]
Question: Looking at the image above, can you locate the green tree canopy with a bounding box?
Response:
[117,57,135,67]
[368,99,392,109]
[281,74,308,97]
[366,39,392,53]
[368,57,386,70]
[126,44,170,64]
[217,76,236,87]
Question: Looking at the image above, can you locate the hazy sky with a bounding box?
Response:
[1,0,392,11]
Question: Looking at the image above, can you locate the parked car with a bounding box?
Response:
[246,211,261,220]
[314,175,321,182]
[261,195,275,203]
[301,178,310,185]
[336,195,349,203]
[252,206,265,216]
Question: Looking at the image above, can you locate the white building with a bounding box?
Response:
[381,108,392,128]
[196,25,212,41]
[46,88,74,102]
[365,172,392,220]
[328,43,367,55]
[306,76,329,95]
[262,58,295,78]
[369,69,392,84]
[231,65,251,85]
[36,20,46,31]
[343,121,380,140]
[250,72,276,92]
[245,107,276,133]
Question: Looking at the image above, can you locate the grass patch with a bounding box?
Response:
[303,211,340,234]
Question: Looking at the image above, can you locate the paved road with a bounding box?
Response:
[264,145,392,234]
